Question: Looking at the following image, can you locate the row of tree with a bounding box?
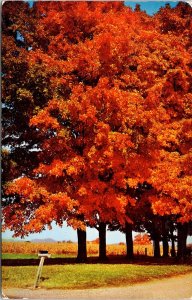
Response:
[75,208,191,262]
[2,1,192,262]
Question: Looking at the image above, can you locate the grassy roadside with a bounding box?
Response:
[2,264,192,290]
[2,253,75,259]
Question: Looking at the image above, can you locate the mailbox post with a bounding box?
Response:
[34,251,51,288]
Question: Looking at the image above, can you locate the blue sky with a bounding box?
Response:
[2,223,192,244]
[2,222,127,244]
[27,1,179,14]
[3,1,191,245]
[125,1,178,15]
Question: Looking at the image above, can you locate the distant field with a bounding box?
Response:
[2,241,154,257]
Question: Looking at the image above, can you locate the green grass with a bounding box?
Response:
[2,253,37,259]
[2,253,74,259]
[2,264,192,289]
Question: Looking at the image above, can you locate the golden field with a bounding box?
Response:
[2,241,154,257]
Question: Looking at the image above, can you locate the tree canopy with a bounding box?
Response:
[2,2,192,247]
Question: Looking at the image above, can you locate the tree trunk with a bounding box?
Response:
[171,237,176,257]
[77,228,87,262]
[162,218,169,257]
[170,223,176,257]
[125,222,134,259]
[99,222,107,261]
[162,236,169,257]
[153,238,160,258]
[177,223,188,260]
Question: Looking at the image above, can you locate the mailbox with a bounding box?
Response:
[34,250,51,288]
[38,250,51,258]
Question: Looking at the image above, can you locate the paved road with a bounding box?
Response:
[3,273,192,300]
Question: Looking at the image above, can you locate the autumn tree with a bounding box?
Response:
[134,233,151,245]
[3,1,142,261]
[147,2,192,259]
[2,1,192,262]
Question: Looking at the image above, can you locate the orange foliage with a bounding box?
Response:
[2,1,192,238]
[134,233,152,245]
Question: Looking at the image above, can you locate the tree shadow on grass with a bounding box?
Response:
[2,255,190,266]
